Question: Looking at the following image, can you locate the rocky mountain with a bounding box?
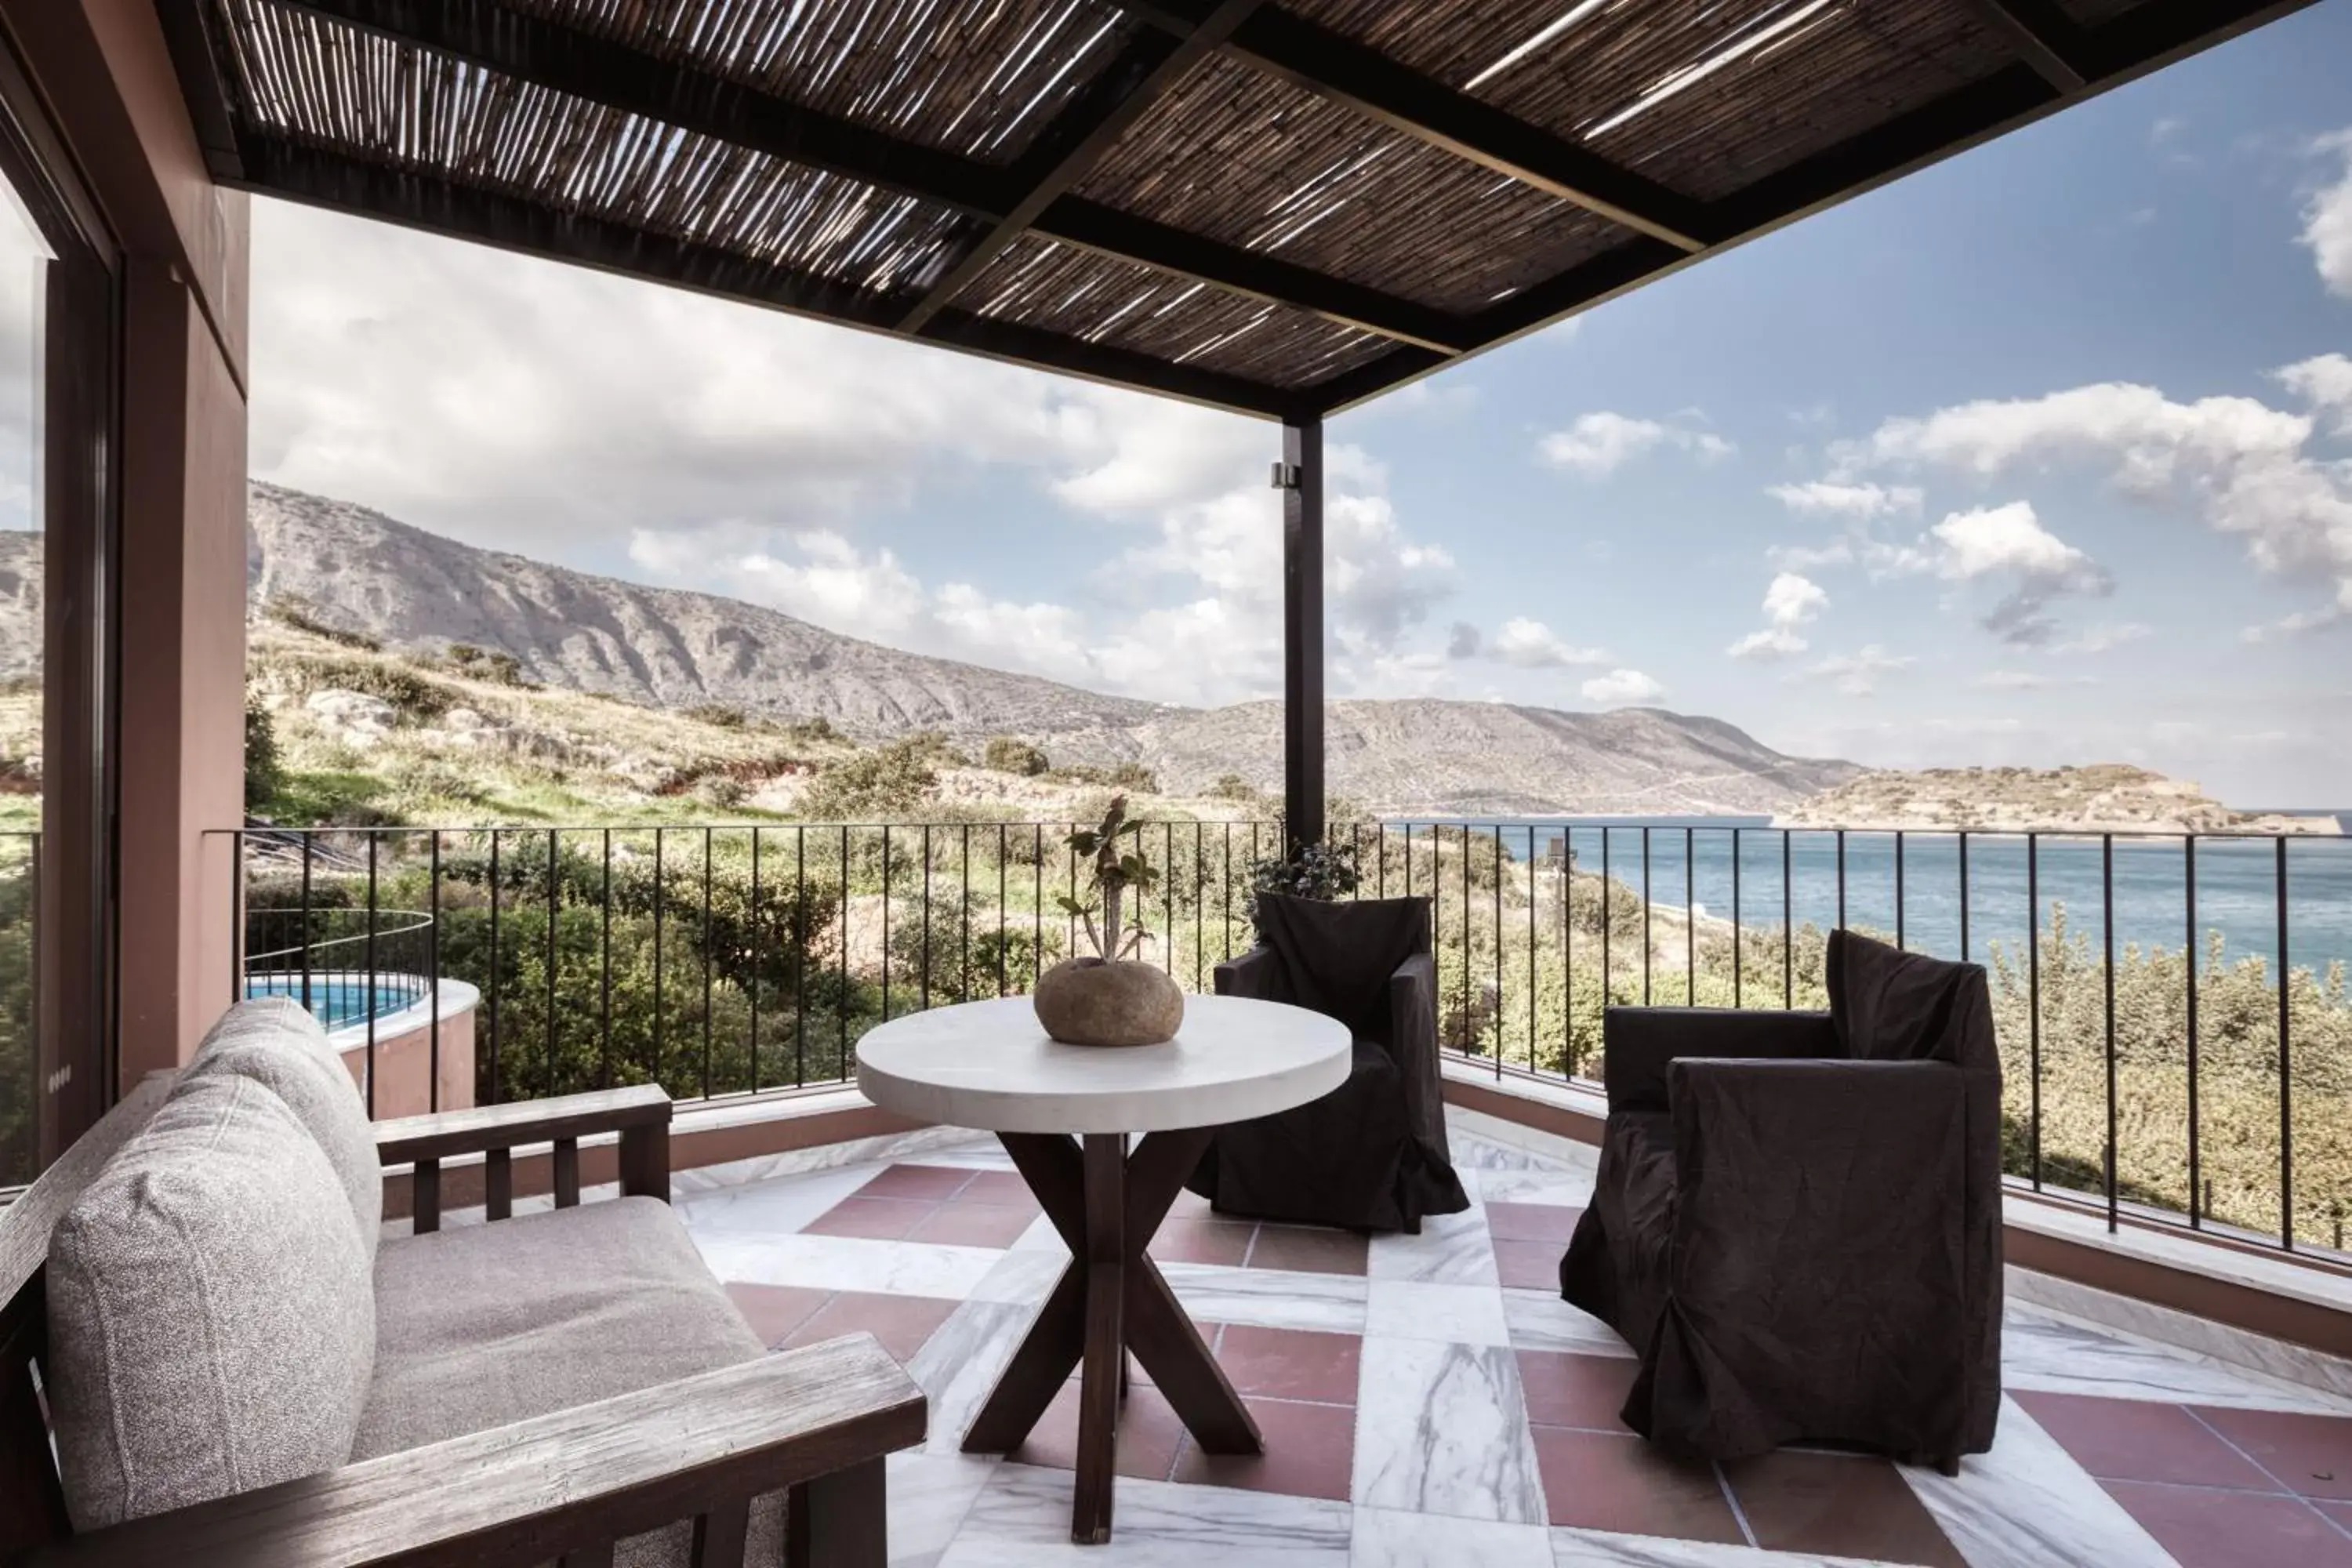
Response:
[0,485,1864,815]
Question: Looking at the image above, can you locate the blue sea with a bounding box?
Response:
[1370,815,2352,975]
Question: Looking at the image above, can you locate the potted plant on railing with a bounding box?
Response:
[1033,795,1185,1047]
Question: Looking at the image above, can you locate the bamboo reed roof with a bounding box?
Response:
[162,0,2313,419]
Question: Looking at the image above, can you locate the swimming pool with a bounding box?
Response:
[245,973,426,1029]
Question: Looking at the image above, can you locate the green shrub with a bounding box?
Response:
[245,698,284,811]
[263,596,381,652]
[800,739,939,820]
[982,737,1051,776]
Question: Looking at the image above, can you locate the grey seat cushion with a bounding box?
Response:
[358,1196,764,1459]
[181,996,383,1251]
[45,1072,377,1530]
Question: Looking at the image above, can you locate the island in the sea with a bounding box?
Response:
[1773,764,2343,836]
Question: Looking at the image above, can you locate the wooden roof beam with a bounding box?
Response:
[271,0,1469,352]
[897,1,1265,334]
[1106,0,1716,253]
[1956,0,2098,91]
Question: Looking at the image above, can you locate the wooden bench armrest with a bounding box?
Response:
[373,1083,671,1165]
[28,1334,926,1568]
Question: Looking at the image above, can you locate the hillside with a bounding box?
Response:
[1774,765,2343,836]
[0,486,1860,818]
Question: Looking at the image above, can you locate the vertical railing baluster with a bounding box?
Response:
[794,826,807,1087]
[1462,824,1473,1058]
[1641,826,1652,1007]
[1836,828,1847,931]
[1958,830,1970,962]
[365,833,379,1120]
[547,828,561,1101]
[962,822,972,996]
[1034,823,1044,986]
[2103,833,2117,1234]
[2186,836,2200,1229]
[2028,833,2042,1190]
[1731,827,1742,1008]
[1527,826,1537,1070]
[885,825,897,1017]
[998,824,1008,997]
[701,827,714,1100]
[1164,821,1174,975]
[1223,822,1235,962]
[1378,821,1388,898]
[2278,835,2294,1250]
[837,826,848,1073]
[1193,821,1205,993]
[750,828,762,1091]
[1896,829,1907,951]
[1781,831,1792,1009]
[652,829,664,1087]
[1601,829,1613,1011]
[1684,826,1694,1005]
[488,831,502,1105]
[299,834,314,1016]
[428,831,441,1113]
[600,829,613,1090]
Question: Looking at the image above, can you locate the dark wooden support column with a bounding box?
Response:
[1279,417,1324,854]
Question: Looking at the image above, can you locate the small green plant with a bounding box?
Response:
[1247,837,1360,934]
[982,736,1050,776]
[263,596,381,652]
[799,738,939,820]
[1056,794,1159,960]
[1207,772,1257,802]
[685,703,751,730]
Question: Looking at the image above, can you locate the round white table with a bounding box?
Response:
[855,993,1351,1545]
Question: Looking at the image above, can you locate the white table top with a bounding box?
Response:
[854,993,1352,1135]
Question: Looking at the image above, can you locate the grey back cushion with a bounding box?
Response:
[45,1071,377,1530]
[182,996,382,1253]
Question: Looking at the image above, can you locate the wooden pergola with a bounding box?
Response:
[160,0,2314,841]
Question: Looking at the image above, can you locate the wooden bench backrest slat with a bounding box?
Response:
[0,1079,172,1558]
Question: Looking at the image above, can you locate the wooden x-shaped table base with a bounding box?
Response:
[958,1127,1261,1544]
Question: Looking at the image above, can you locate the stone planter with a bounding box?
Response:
[1033,956,1184,1047]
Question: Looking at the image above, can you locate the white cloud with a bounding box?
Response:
[252,199,1462,710]
[1727,571,1828,661]
[1581,669,1665,705]
[2304,130,2352,300]
[2278,353,2352,437]
[1802,645,1914,698]
[2048,622,2151,655]
[1489,617,1610,669]
[1766,481,1922,519]
[1538,412,1733,477]
[1926,501,2111,644]
[1852,377,2352,631]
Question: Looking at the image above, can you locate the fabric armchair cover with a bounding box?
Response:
[1559,928,2002,1468]
[1186,893,1468,1233]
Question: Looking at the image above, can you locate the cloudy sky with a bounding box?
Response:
[251,3,2352,806]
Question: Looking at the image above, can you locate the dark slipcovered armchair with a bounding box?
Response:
[1186,893,1469,1234]
[1559,929,2002,1471]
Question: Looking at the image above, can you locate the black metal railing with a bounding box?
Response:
[221,817,2352,1257]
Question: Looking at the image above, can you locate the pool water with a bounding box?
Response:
[245,975,424,1029]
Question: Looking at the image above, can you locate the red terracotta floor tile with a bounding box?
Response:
[1214,1324,1362,1405]
[2193,1406,2352,1501]
[2015,1392,2276,1490]
[725,1282,832,1348]
[1245,1225,1369,1277]
[1726,1450,1967,1567]
[1486,1201,1584,1244]
[856,1164,975,1201]
[946,1171,1039,1210]
[1530,1426,1744,1544]
[2103,1481,2352,1568]
[779,1291,958,1365]
[1492,1238,1565,1291]
[1149,1218,1257,1267]
[1171,1396,1356,1501]
[906,1203,1036,1249]
[1516,1350,1640,1432]
[803,1195,938,1240]
[1008,1382,1189,1483]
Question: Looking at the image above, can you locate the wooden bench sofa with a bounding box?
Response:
[0,999,926,1566]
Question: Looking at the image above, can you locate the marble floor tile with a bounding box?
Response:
[1365,1279,1512,1348]
[2009,1266,2352,1406]
[1897,1396,2175,1568]
[1548,1528,1907,1566]
[1159,1261,1369,1334]
[691,1229,1004,1300]
[1368,1203,1501,1286]
[676,1161,884,1236]
[1353,1338,1546,1524]
[1503,1289,1635,1359]
[1351,1504,1555,1567]
[909,1298,1034,1457]
[2002,1305,2352,1414]
[887,1451,999,1568]
[1476,1170,1601,1208]
[969,1247,1070,1307]
[935,1465,1351,1566]
[1010,1214,1068,1253]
